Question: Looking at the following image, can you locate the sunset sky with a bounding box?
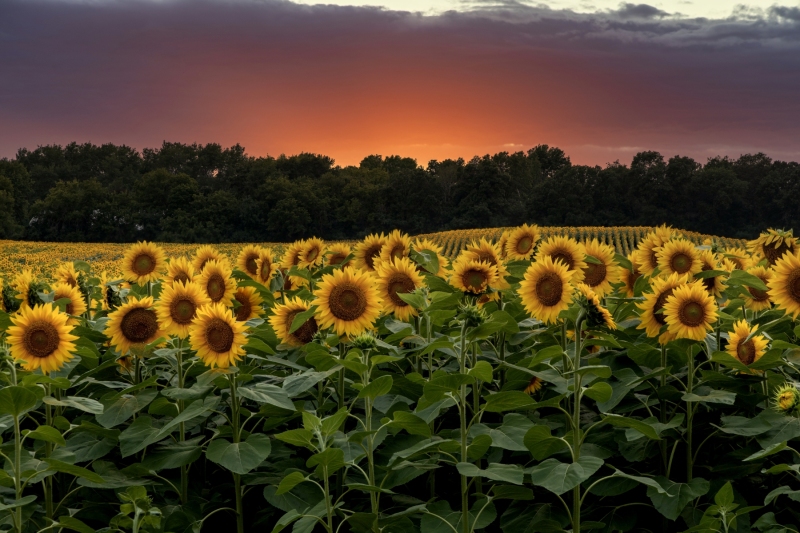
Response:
[1,0,799,167]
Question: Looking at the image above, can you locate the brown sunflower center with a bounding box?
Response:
[584,261,607,287]
[679,301,706,327]
[199,258,212,271]
[245,254,259,275]
[205,318,234,353]
[120,308,159,343]
[535,272,563,307]
[701,264,716,292]
[329,253,346,266]
[170,297,197,325]
[306,247,320,262]
[286,310,318,344]
[670,253,692,274]
[737,339,756,365]
[788,268,800,303]
[206,273,226,302]
[463,269,489,293]
[731,258,745,270]
[234,293,252,322]
[64,299,74,316]
[748,283,769,302]
[329,283,368,321]
[626,269,641,290]
[66,276,77,288]
[390,244,405,259]
[476,251,497,266]
[364,245,382,270]
[133,253,156,276]
[649,249,659,269]
[23,320,60,358]
[551,249,574,270]
[259,259,272,281]
[173,272,191,284]
[764,242,794,265]
[387,273,415,307]
[516,236,533,255]
[653,287,676,326]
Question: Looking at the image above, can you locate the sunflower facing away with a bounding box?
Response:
[535,235,587,283]
[13,268,38,309]
[697,249,727,298]
[376,256,426,321]
[123,241,166,286]
[299,238,326,269]
[743,265,772,311]
[165,256,196,287]
[379,230,412,266]
[621,253,642,298]
[411,238,449,277]
[634,225,673,276]
[312,266,382,337]
[196,259,236,306]
[354,233,388,272]
[326,243,353,268]
[657,238,702,277]
[106,296,162,355]
[233,286,264,322]
[51,282,87,324]
[7,304,78,373]
[662,282,718,341]
[723,247,752,271]
[450,256,498,296]
[749,229,797,266]
[505,224,540,261]
[269,297,319,346]
[726,319,768,367]
[496,231,511,260]
[281,240,306,270]
[156,281,210,338]
[237,245,264,280]
[768,252,800,318]
[464,238,510,289]
[576,283,616,330]
[581,238,620,298]
[518,255,574,324]
[97,271,123,311]
[636,272,690,342]
[524,376,544,395]
[189,303,248,369]
[54,262,80,288]
[192,245,225,273]
[255,248,278,285]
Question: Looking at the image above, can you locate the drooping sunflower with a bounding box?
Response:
[663,282,718,341]
[634,225,673,276]
[281,240,306,270]
[97,271,123,312]
[195,259,236,306]
[12,269,39,309]
[105,296,162,355]
[463,238,509,289]
[312,266,382,337]
[233,286,264,322]
[354,233,388,272]
[254,248,278,285]
[375,256,426,321]
[534,235,586,283]
[743,265,772,311]
[576,283,616,330]
[156,281,210,338]
[496,230,511,260]
[50,282,87,324]
[326,243,353,268]
[636,272,690,342]
[299,237,326,269]
[726,320,769,367]
[697,249,727,298]
[621,252,642,298]
[768,252,800,318]
[581,239,620,298]
[236,245,264,280]
[657,239,702,277]
[189,303,248,369]
[165,256,196,287]
[450,256,498,295]
[7,304,78,373]
[505,224,540,261]
[192,245,225,273]
[268,297,319,346]
[379,230,412,266]
[273,268,308,299]
[749,229,797,266]
[411,238,449,277]
[524,376,544,395]
[54,262,80,288]
[723,247,752,271]
[122,241,166,286]
[518,255,574,324]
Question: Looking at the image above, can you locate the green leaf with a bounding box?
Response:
[289,306,318,334]
[523,425,569,461]
[43,396,104,415]
[564,365,612,379]
[602,413,660,440]
[764,485,800,505]
[0,495,37,512]
[728,270,770,291]
[119,415,159,458]
[456,462,524,485]
[390,411,431,437]
[275,429,315,450]
[469,361,494,383]
[276,471,307,495]
[25,425,66,447]
[467,434,493,460]
[472,414,533,451]
[609,470,668,494]
[237,383,296,411]
[55,516,96,533]
[423,374,474,400]
[714,481,734,507]
[140,442,203,471]
[96,389,158,428]
[490,485,534,500]
[307,447,346,475]
[320,408,348,437]
[744,441,787,462]
[359,375,393,400]
[483,391,536,413]
[44,458,105,484]
[717,415,773,436]
[0,386,37,417]
[682,389,736,405]
[206,433,272,475]
[584,382,613,403]
[646,477,710,520]
[528,456,604,495]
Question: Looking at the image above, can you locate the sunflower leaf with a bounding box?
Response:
[289,306,317,334]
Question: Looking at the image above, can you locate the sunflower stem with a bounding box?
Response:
[228,374,244,533]
[459,320,470,533]
[45,382,54,520]
[659,343,668,474]
[177,338,188,505]
[13,414,23,533]
[686,347,695,483]
[572,315,584,533]
[362,348,379,532]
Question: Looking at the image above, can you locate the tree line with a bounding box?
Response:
[0,141,797,242]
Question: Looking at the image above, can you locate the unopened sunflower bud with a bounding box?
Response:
[774,383,800,414]
[458,303,486,328]
[351,332,378,351]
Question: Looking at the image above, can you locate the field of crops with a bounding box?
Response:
[2,224,800,533]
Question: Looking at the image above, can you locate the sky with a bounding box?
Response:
[1,0,799,167]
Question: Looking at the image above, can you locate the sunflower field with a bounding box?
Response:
[1,226,800,533]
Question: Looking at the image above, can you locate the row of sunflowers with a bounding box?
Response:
[0,226,799,532]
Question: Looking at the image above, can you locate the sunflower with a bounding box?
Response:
[254,248,278,285]
[281,240,306,270]
[50,282,87,324]
[749,229,797,266]
[312,266,382,337]
[236,245,264,280]
[189,303,248,369]
[768,252,800,318]
[663,282,718,341]
[450,256,498,295]
[376,256,426,321]
[299,238,326,269]
[723,247,752,271]
[411,238,449,277]
[774,383,800,414]
[105,296,162,355]
[697,249,727,298]
[156,281,210,338]
[192,245,225,273]
[496,231,511,260]
[7,304,78,373]
[518,256,574,324]
[269,297,319,346]
[196,259,236,306]
[464,238,509,289]
[354,233,388,272]
[326,243,353,268]
[12,269,39,309]
[233,286,264,322]
[621,253,642,298]
[576,283,616,330]
[524,376,544,395]
[726,319,769,367]
[97,271,123,311]
[534,235,586,283]
[54,262,80,288]
[379,230,412,266]
[0,278,5,312]
[505,224,540,261]
[581,239,620,297]
[165,256,196,287]
[743,265,772,311]
[636,272,690,342]
[122,241,166,286]
[634,225,673,276]
[657,239,702,277]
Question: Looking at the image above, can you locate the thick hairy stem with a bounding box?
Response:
[45,383,54,520]
[660,343,668,474]
[363,349,379,532]
[177,339,188,504]
[572,317,584,533]
[459,321,470,533]
[686,349,695,483]
[13,416,22,533]
[324,466,334,532]
[229,375,244,533]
